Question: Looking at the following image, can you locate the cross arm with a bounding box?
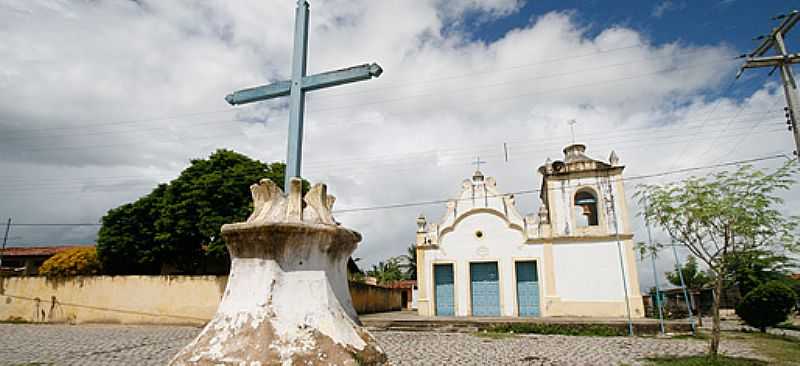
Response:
[301,63,383,92]
[737,54,800,78]
[751,11,800,57]
[743,54,800,68]
[225,63,383,106]
[225,80,292,105]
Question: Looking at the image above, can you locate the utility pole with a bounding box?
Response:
[738,10,800,157]
[671,243,697,334]
[0,218,10,269]
[644,198,665,335]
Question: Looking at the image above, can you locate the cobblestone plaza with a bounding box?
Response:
[0,323,761,366]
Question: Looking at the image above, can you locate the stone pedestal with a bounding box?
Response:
[169,178,386,365]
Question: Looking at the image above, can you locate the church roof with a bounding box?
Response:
[538,143,621,177]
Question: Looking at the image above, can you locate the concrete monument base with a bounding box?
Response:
[169,178,386,365]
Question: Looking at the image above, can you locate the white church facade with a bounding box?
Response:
[414,144,644,318]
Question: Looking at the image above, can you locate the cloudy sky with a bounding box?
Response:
[1,0,798,290]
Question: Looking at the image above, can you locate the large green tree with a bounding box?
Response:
[97,149,286,274]
[637,161,799,356]
[724,249,795,297]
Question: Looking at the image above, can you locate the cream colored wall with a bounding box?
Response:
[0,276,403,325]
[0,276,225,325]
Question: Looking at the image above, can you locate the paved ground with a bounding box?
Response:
[0,323,761,366]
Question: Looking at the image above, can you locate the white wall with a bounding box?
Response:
[552,241,634,301]
[423,211,544,316]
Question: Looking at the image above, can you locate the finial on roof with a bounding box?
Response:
[416,214,427,233]
[609,150,620,165]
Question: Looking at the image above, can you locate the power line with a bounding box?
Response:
[0,121,785,192]
[1,50,736,143]
[0,43,647,136]
[321,43,647,98]
[8,58,742,155]
[6,154,789,227]
[328,154,789,213]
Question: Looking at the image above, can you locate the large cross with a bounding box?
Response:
[225,0,383,190]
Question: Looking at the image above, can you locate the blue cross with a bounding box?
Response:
[225,1,383,190]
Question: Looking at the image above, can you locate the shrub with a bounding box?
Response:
[735,281,797,332]
[487,323,626,337]
[38,247,101,277]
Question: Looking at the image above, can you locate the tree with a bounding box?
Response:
[97,149,289,274]
[367,259,404,285]
[39,247,101,277]
[396,245,417,280]
[724,249,795,297]
[665,255,712,322]
[637,161,800,356]
[735,281,797,332]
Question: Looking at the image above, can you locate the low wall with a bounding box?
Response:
[0,275,402,325]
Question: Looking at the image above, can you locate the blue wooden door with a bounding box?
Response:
[516,261,540,317]
[434,264,455,316]
[470,262,500,316]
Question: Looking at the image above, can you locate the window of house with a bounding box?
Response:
[574,190,599,227]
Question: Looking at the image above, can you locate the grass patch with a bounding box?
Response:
[776,322,800,332]
[729,332,800,366]
[486,323,626,337]
[670,331,710,341]
[473,331,515,340]
[1,316,28,324]
[645,355,767,366]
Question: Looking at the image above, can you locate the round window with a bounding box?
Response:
[475,230,484,239]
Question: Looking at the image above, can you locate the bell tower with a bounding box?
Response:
[537,144,630,238]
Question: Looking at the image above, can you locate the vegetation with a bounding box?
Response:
[666,256,712,295]
[96,150,290,275]
[637,161,800,356]
[486,323,626,337]
[720,331,800,366]
[725,249,796,296]
[645,355,767,366]
[735,281,798,332]
[366,259,404,285]
[664,256,713,321]
[473,331,516,340]
[396,245,417,280]
[38,247,101,277]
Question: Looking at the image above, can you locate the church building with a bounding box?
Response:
[414,144,644,318]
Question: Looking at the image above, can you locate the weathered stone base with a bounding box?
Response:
[170,313,385,365]
[169,179,387,365]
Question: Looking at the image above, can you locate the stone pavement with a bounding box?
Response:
[0,323,760,366]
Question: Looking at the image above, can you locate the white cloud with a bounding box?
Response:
[651,1,685,18]
[0,0,796,290]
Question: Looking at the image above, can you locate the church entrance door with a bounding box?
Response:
[434,263,455,316]
[515,261,541,317]
[470,262,501,316]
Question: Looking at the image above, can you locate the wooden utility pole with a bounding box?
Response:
[738,10,800,156]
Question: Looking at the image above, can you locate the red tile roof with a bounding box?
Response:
[0,245,94,257]
[383,280,417,289]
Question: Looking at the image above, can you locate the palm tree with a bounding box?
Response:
[367,259,404,285]
[397,244,417,280]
